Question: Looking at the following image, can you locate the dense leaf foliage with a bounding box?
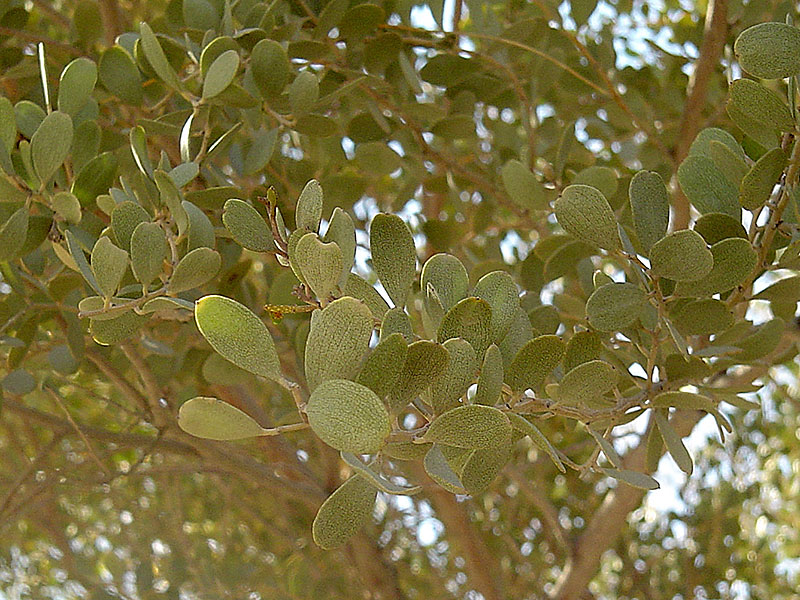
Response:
[2,0,800,598]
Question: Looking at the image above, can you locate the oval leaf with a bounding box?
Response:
[370,213,416,308]
[586,282,648,331]
[168,247,221,293]
[306,379,391,454]
[629,170,669,253]
[130,222,167,286]
[312,475,377,549]
[305,296,374,390]
[554,184,620,251]
[734,22,800,79]
[31,111,73,185]
[195,295,282,381]
[506,334,565,392]
[222,199,273,252]
[178,396,265,440]
[422,405,512,449]
[649,230,713,282]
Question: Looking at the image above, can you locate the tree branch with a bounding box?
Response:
[672,0,729,229]
[426,487,505,600]
[550,410,704,599]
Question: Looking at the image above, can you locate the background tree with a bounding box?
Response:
[1,0,800,599]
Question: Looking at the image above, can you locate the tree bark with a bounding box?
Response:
[672,0,729,229]
[550,410,703,599]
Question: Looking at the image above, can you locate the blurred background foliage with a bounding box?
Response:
[1,0,800,599]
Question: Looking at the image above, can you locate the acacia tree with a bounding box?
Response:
[2,0,800,598]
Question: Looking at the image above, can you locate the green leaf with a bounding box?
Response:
[675,237,757,297]
[139,22,181,89]
[734,22,800,79]
[130,222,167,286]
[587,427,622,468]
[689,127,746,160]
[306,379,391,453]
[438,297,492,357]
[52,192,81,224]
[649,230,713,282]
[356,332,408,399]
[370,213,416,308]
[506,335,565,393]
[2,369,36,396]
[90,311,149,345]
[312,475,377,549]
[340,452,422,495]
[501,159,547,210]
[383,441,431,461]
[629,170,669,253]
[693,212,748,245]
[183,0,219,30]
[289,70,319,115]
[65,229,102,295]
[199,36,237,76]
[380,307,414,342]
[31,111,73,185]
[129,125,154,178]
[672,298,734,335]
[421,253,469,311]
[72,152,118,206]
[203,50,239,99]
[0,205,29,261]
[57,57,97,116]
[182,201,215,251]
[0,97,15,153]
[422,405,512,449]
[168,247,221,293]
[563,330,602,372]
[343,273,390,319]
[304,296,374,390]
[650,391,716,411]
[294,233,342,300]
[557,360,617,407]
[251,39,290,98]
[338,3,385,39]
[323,207,355,288]
[90,236,128,298]
[677,155,740,217]
[739,148,786,211]
[474,271,519,342]
[553,184,620,251]
[728,78,795,139]
[98,46,143,105]
[242,127,277,175]
[601,468,660,490]
[422,338,478,414]
[461,443,513,495]
[195,295,282,381]
[508,413,565,473]
[222,199,273,252]
[178,396,266,440]
[111,201,150,252]
[473,344,503,406]
[388,340,449,412]
[295,179,323,232]
[14,100,46,139]
[423,445,467,494]
[586,282,647,331]
[653,410,693,475]
[573,165,618,199]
